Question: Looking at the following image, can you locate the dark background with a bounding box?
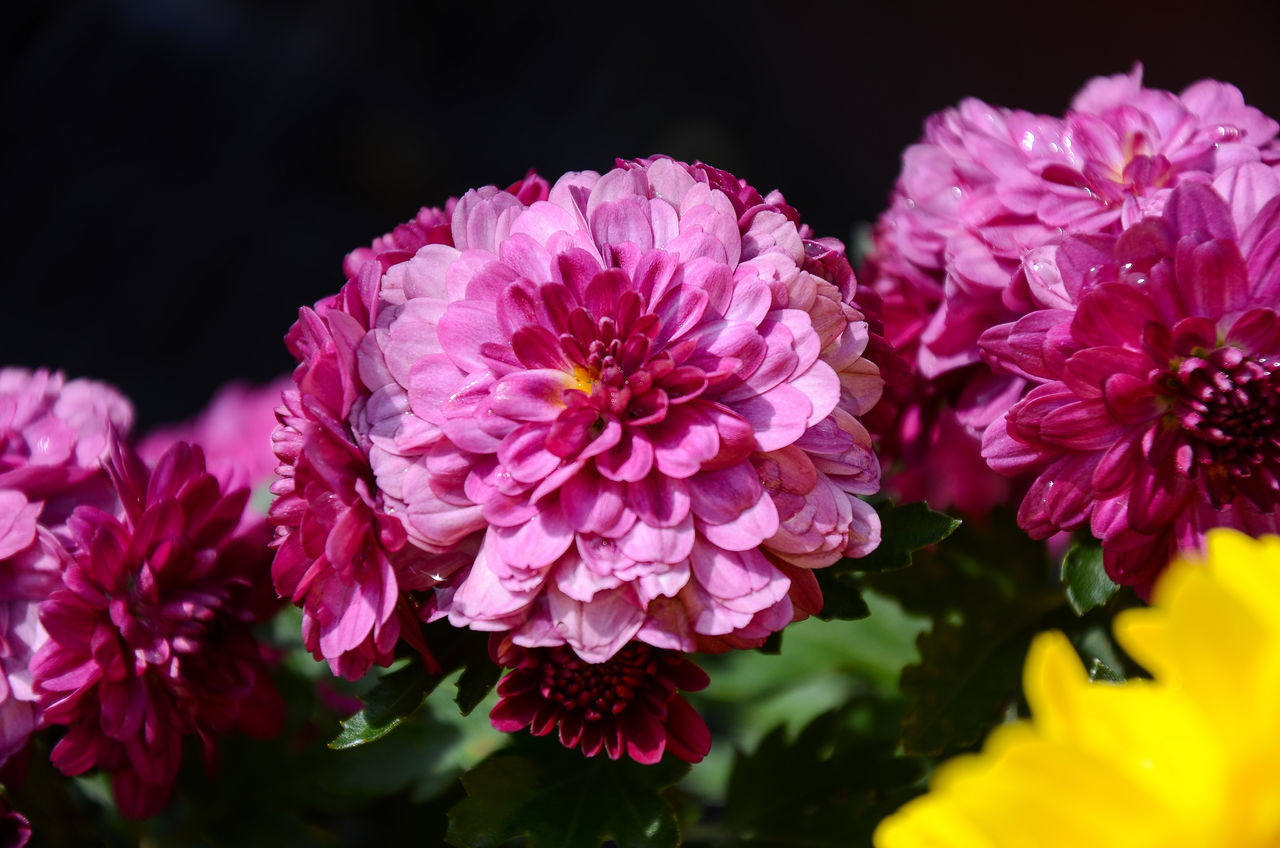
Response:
[4,0,1277,430]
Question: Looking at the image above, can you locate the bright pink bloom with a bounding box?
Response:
[270,173,550,680]
[981,172,1280,594]
[358,157,884,662]
[140,378,291,494]
[489,635,711,764]
[0,369,132,766]
[31,438,283,819]
[866,67,1279,515]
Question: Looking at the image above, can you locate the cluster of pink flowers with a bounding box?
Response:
[867,66,1280,591]
[1,369,132,767]
[33,439,283,818]
[0,369,285,820]
[982,173,1280,594]
[272,156,891,762]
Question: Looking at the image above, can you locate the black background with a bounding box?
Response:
[4,0,1277,430]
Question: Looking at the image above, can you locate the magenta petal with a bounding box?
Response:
[596,431,655,482]
[627,475,690,528]
[621,712,666,765]
[1174,237,1250,318]
[1093,431,1144,494]
[697,493,779,552]
[1073,283,1157,348]
[1127,467,1193,533]
[734,384,810,452]
[1102,374,1160,426]
[318,575,379,657]
[616,515,694,564]
[554,555,623,602]
[447,544,539,627]
[689,541,783,602]
[436,302,506,374]
[590,198,656,254]
[1163,180,1238,243]
[493,507,574,569]
[497,424,560,484]
[980,418,1044,477]
[1039,400,1126,451]
[0,491,39,560]
[1226,307,1280,351]
[561,471,627,535]
[489,689,542,732]
[649,406,720,479]
[686,463,763,524]
[490,370,573,422]
[662,695,711,763]
[547,585,644,663]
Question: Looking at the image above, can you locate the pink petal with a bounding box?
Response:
[697,492,779,552]
[547,584,645,663]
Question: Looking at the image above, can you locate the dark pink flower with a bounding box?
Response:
[981,172,1280,594]
[270,172,550,680]
[358,157,884,662]
[866,67,1279,516]
[31,438,283,819]
[489,635,711,764]
[0,369,131,766]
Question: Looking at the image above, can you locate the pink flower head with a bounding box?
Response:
[0,369,132,766]
[488,635,711,764]
[866,66,1279,515]
[31,437,283,819]
[981,170,1280,594]
[140,377,292,494]
[358,156,884,662]
[270,171,550,680]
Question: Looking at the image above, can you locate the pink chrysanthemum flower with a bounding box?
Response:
[270,173,549,680]
[866,66,1279,515]
[981,171,1280,594]
[140,378,292,495]
[489,635,711,764]
[357,156,884,662]
[31,438,283,819]
[0,369,131,766]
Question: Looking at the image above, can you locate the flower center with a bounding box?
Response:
[558,294,666,411]
[1156,345,1280,508]
[537,642,659,720]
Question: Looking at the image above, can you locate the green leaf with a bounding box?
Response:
[453,636,503,716]
[1088,658,1125,683]
[815,570,872,621]
[721,702,926,846]
[852,501,962,573]
[331,659,436,749]
[867,510,1065,756]
[756,629,784,655]
[898,609,1051,756]
[1061,541,1119,615]
[446,742,689,848]
[331,624,503,748]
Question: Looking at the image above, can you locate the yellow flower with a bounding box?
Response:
[874,530,1280,848]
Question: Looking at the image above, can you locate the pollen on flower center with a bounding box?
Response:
[569,364,597,395]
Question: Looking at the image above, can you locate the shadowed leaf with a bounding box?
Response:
[446,740,689,848]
